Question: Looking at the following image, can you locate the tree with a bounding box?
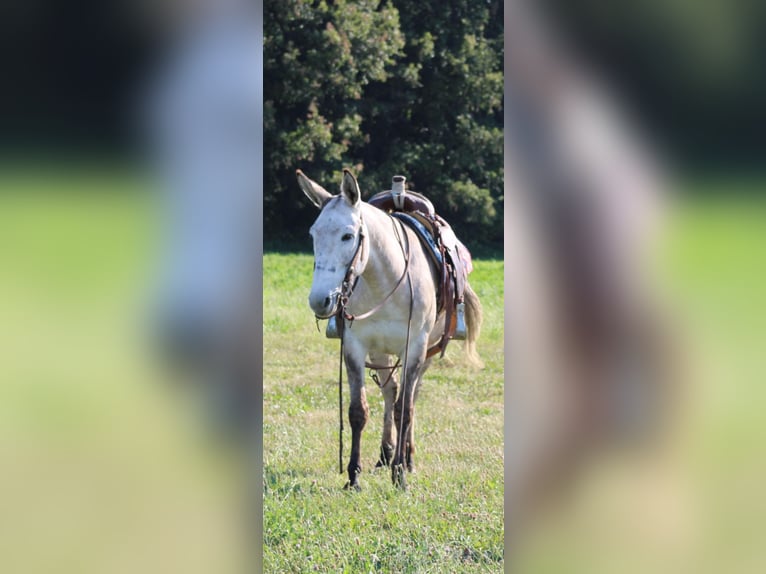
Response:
[361,0,504,245]
[264,0,504,248]
[264,0,404,243]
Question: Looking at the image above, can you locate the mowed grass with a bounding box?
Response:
[263,253,505,572]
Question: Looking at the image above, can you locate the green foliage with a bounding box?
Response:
[264,0,504,248]
[264,0,405,242]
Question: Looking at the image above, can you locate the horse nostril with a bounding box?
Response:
[324,297,331,308]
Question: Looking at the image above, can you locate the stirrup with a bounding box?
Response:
[453,302,467,340]
[326,315,341,339]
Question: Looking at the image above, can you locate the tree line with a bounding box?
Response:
[264,0,504,249]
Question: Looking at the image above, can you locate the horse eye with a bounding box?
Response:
[341,233,353,241]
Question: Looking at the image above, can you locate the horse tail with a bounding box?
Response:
[463,283,484,369]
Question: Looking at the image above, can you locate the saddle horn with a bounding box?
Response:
[392,175,406,210]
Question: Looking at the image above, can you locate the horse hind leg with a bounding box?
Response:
[392,358,427,488]
[403,361,428,473]
[405,416,416,473]
[372,354,398,469]
[392,392,411,489]
[404,371,426,473]
[393,391,418,474]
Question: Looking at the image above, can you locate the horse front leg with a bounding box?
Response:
[343,344,368,491]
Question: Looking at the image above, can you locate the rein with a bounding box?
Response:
[331,213,414,474]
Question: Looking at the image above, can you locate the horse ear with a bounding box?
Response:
[340,169,361,207]
[297,170,332,209]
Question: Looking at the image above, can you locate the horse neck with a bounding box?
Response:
[358,204,407,296]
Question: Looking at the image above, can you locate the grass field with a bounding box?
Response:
[263,254,505,573]
[0,169,764,573]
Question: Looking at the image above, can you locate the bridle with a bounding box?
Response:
[315,216,411,327]
[312,200,413,328]
[313,206,414,474]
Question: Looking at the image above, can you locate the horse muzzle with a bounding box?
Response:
[309,291,339,319]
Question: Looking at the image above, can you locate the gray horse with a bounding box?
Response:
[298,169,483,490]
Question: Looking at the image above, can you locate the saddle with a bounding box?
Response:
[368,176,473,358]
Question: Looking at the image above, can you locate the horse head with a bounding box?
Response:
[297,169,369,318]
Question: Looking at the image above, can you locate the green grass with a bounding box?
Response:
[263,253,505,573]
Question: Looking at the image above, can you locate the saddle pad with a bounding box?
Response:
[391,212,443,268]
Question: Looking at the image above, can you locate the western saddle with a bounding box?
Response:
[366,176,473,358]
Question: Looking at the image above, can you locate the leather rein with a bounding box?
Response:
[317,205,452,474]
[327,213,413,374]
[320,212,413,474]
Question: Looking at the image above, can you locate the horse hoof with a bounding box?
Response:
[391,465,406,490]
[343,481,361,492]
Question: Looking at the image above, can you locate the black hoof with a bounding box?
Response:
[345,465,361,490]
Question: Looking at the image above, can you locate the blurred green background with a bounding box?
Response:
[0,170,248,573]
